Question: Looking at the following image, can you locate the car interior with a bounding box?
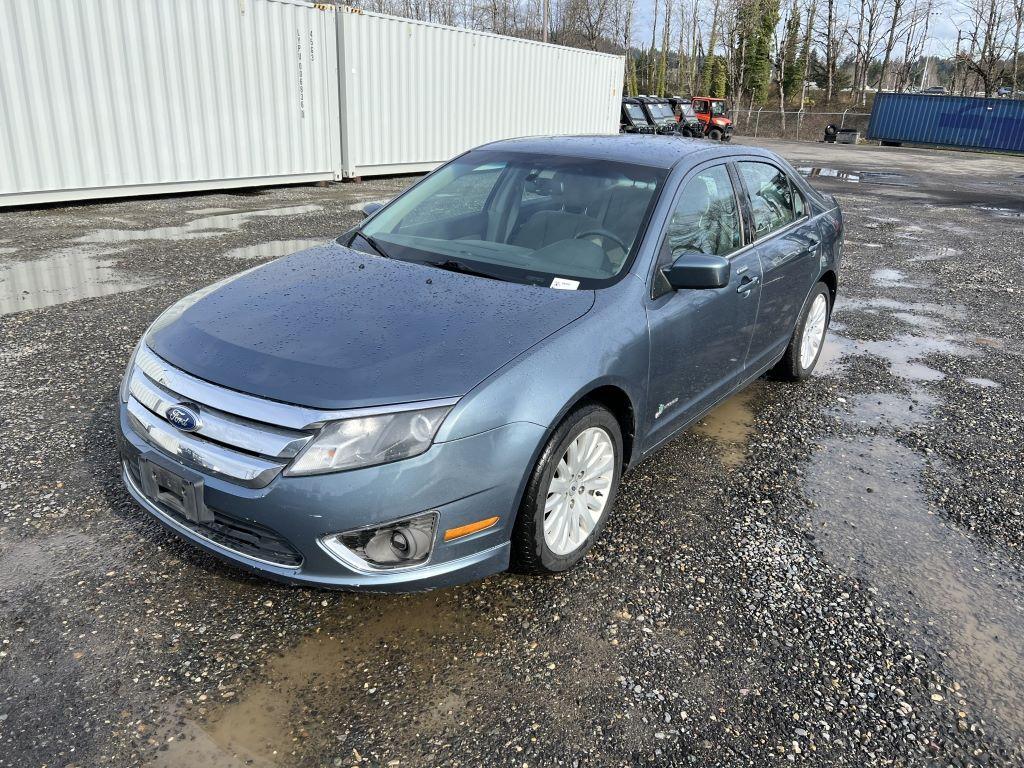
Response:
[364,158,664,283]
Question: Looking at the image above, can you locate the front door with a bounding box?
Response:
[734,160,821,371]
[643,163,762,452]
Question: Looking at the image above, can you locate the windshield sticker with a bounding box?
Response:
[550,278,580,290]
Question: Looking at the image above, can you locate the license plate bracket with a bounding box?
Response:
[138,454,212,524]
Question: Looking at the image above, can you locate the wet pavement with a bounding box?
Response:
[2,139,1024,767]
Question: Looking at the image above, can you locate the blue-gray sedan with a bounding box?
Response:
[117,136,842,591]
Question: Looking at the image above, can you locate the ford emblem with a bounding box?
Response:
[165,405,201,433]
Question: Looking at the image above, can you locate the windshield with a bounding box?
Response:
[354,151,667,289]
[710,100,727,116]
[681,104,697,119]
[650,103,675,121]
[624,103,647,122]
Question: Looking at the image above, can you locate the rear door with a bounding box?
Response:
[643,162,763,451]
[734,160,821,372]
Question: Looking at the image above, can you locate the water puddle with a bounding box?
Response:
[152,592,492,767]
[75,205,323,243]
[836,295,966,321]
[965,377,1001,389]
[973,205,1023,218]
[797,167,860,183]
[892,311,944,331]
[796,168,912,186]
[833,390,938,428]
[870,268,905,287]
[694,388,757,469]
[0,249,152,316]
[817,330,970,381]
[908,246,960,263]
[223,239,327,260]
[806,434,1024,740]
[346,198,390,213]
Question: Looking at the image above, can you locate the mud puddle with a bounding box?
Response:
[75,204,323,243]
[152,591,495,767]
[806,433,1024,740]
[223,238,328,260]
[0,248,152,315]
[694,388,758,469]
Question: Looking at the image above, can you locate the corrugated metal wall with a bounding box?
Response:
[867,93,1024,154]
[0,1,624,205]
[0,0,341,206]
[337,7,624,178]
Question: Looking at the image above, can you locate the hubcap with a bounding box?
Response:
[543,427,615,556]
[800,294,829,370]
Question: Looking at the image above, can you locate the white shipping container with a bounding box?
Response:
[0,0,341,206]
[0,1,624,207]
[336,7,624,178]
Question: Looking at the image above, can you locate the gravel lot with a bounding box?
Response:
[1,138,1023,767]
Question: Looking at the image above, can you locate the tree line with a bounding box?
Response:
[349,0,1024,103]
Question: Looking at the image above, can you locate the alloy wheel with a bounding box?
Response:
[542,427,616,556]
[800,293,829,370]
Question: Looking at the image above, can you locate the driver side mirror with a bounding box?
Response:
[361,201,385,219]
[662,251,730,290]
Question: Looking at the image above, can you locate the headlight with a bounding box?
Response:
[285,406,452,476]
[119,339,144,403]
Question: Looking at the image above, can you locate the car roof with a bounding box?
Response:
[476,135,762,170]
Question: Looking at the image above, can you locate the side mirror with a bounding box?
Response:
[361,201,385,219]
[662,251,730,290]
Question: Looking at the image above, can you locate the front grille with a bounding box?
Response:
[125,460,303,568]
[125,345,315,488]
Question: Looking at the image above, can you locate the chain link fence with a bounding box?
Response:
[730,108,872,142]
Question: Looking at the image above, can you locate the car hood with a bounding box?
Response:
[146,243,595,410]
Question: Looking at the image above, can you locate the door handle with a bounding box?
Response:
[736,275,759,294]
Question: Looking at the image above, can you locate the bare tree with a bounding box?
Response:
[957,0,1013,95]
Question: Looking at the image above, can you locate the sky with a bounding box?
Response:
[629,0,968,59]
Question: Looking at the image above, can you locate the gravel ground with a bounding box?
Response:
[1,139,1023,767]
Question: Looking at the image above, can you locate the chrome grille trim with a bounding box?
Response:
[129,371,311,459]
[126,399,283,488]
[135,344,460,431]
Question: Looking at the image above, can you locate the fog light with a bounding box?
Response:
[320,512,438,571]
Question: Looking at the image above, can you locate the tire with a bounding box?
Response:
[708,127,723,141]
[511,403,623,575]
[774,282,832,381]
[722,134,732,142]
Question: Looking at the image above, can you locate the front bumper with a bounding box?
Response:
[118,403,546,591]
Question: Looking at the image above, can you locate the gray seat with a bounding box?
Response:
[511,173,603,250]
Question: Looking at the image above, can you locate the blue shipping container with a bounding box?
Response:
[867,93,1024,154]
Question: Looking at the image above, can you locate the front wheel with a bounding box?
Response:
[774,282,831,380]
[511,404,623,574]
[708,127,723,141]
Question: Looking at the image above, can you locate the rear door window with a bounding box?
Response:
[737,161,797,238]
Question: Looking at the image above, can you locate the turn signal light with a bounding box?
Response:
[444,516,499,542]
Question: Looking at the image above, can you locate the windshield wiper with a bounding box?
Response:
[352,231,390,260]
[424,258,504,281]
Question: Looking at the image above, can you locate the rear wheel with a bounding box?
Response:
[511,404,623,574]
[774,282,831,381]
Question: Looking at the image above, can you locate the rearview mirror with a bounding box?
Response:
[662,251,730,290]
[361,201,385,219]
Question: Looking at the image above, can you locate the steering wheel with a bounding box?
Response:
[574,228,628,253]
